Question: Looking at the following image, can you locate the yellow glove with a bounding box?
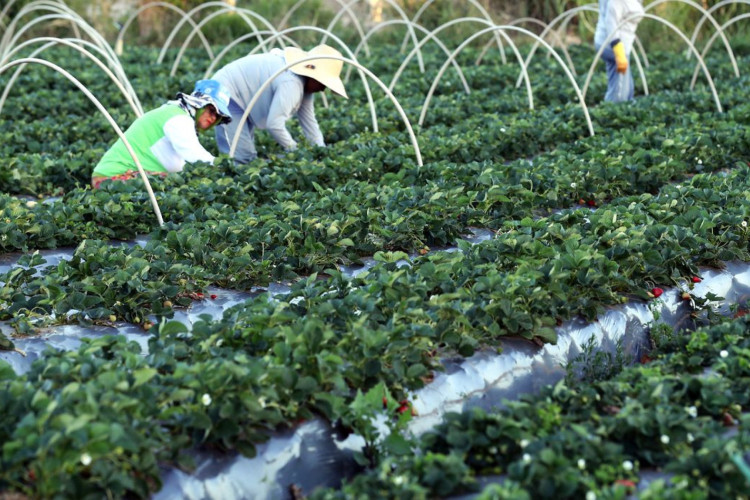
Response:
[611,39,628,74]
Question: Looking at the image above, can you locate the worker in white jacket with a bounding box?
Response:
[595,0,645,102]
[212,44,348,164]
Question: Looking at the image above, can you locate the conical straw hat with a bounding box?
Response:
[284,44,348,99]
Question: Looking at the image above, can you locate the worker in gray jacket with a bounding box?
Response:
[595,0,644,102]
[212,44,348,164]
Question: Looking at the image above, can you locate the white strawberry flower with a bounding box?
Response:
[586,492,596,500]
[570,182,577,188]
[577,458,586,470]
[687,406,698,418]
[720,350,729,358]
[622,460,634,471]
[660,434,670,445]
[80,453,92,466]
[687,433,695,443]
[520,439,530,448]
[201,393,212,406]
[742,221,747,228]
[522,453,532,464]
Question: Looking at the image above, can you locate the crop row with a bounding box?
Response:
[312,309,750,499]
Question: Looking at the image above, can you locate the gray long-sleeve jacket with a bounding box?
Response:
[212,49,325,150]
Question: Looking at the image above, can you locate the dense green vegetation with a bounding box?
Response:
[1,32,750,498]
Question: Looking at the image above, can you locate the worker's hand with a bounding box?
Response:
[611,39,628,74]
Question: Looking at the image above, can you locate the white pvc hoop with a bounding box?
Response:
[0,7,120,70]
[688,0,750,57]
[323,0,423,70]
[645,0,739,79]
[168,6,277,77]
[0,0,25,31]
[418,25,534,120]
[403,0,506,65]
[690,13,750,90]
[209,25,379,133]
[581,13,723,113]
[475,16,574,73]
[0,58,164,226]
[228,54,423,167]
[157,3,277,65]
[113,2,213,59]
[1,0,81,47]
[388,17,517,93]
[512,5,649,89]
[418,25,595,137]
[344,19,469,94]
[1,35,140,108]
[0,37,143,118]
[278,0,370,58]
[202,30,301,79]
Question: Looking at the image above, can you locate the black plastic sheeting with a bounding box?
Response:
[2,234,750,499]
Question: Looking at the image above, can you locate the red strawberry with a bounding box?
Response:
[587,200,596,207]
[210,294,218,299]
[614,479,636,489]
[651,287,663,298]
[382,397,388,409]
[579,198,586,205]
[722,412,735,427]
[691,276,701,283]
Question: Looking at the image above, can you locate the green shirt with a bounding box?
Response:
[92,104,187,177]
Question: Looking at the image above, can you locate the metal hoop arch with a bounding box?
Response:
[645,0,739,79]
[402,0,506,65]
[388,17,518,94]
[475,16,574,74]
[0,57,164,226]
[157,3,277,65]
[690,13,750,90]
[228,54,423,167]
[0,37,143,118]
[688,0,750,57]
[581,13,723,113]
[418,25,595,137]
[323,0,423,71]
[278,0,370,58]
[113,2,213,59]
[512,5,649,89]
[0,11,112,63]
[345,19,469,94]
[168,6,279,77]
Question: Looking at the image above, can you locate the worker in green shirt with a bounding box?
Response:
[91,79,232,188]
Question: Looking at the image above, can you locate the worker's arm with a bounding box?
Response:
[163,114,215,171]
[266,81,301,151]
[297,93,325,147]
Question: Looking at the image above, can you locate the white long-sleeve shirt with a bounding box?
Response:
[595,0,645,53]
[159,113,215,172]
[212,49,325,151]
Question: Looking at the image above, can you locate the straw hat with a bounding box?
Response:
[284,45,348,99]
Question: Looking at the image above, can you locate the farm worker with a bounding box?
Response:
[211,44,348,164]
[595,0,645,103]
[91,79,232,188]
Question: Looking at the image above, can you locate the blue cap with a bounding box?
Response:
[192,79,232,124]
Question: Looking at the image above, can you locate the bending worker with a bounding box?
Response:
[91,79,232,188]
[595,0,645,102]
[211,44,348,164]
